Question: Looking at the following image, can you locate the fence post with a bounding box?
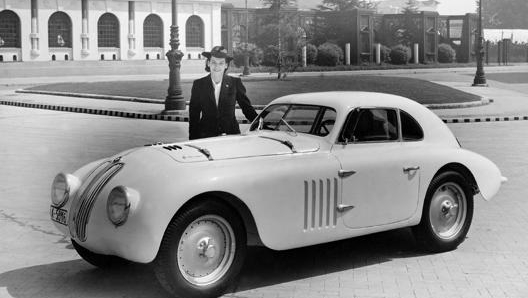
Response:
[503,39,509,65]
[497,40,502,65]
[414,43,419,64]
[485,40,489,65]
[302,45,307,67]
[376,43,381,64]
[345,43,351,65]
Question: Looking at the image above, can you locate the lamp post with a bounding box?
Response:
[472,0,487,86]
[163,0,186,113]
[242,0,250,75]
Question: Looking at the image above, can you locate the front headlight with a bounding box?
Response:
[51,173,81,207]
[107,186,132,226]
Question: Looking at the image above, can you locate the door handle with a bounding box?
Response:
[338,170,356,178]
[403,166,420,173]
[336,204,355,212]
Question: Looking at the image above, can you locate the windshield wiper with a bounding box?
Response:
[259,136,296,153]
[185,144,213,160]
[279,118,297,135]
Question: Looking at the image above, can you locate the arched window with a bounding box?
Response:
[48,11,72,47]
[0,10,21,48]
[143,14,163,48]
[186,15,204,48]
[98,13,120,47]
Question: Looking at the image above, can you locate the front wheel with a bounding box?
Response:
[154,201,246,298]
[412,171,474,252]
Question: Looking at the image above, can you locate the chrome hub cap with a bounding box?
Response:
[177,215,235,286]
[429,182,467,240]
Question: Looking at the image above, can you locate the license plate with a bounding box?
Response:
[50,206,68,226]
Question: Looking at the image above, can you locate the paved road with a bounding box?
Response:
[0,106,527,298]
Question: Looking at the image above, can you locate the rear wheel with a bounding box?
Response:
[412,171,474,252]
[154,201,246,298]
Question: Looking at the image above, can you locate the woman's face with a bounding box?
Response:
[208,56,228,75]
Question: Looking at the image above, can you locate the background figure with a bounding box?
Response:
[188,46,257,140]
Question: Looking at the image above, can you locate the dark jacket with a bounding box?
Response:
[189,74,258,140]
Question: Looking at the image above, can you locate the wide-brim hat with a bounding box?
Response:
[202,45,233,62]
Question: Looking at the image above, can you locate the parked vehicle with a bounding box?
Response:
[51,92,506,298]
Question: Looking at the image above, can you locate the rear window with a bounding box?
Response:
[400,110,424,141]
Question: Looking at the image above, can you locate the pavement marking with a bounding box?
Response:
[0,100,524,124]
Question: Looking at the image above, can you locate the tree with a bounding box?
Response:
[482,0,528,29]
[318,0,377,11]
[259,0,299,78]
[401,0,419,14]
[313,0,377,47]
[261,0,296,10]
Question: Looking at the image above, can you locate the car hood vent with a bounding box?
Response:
[162,145,182,151]
[156,132,320,163]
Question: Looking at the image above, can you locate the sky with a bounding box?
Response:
[227,0,478,15]
[436,0,477,15]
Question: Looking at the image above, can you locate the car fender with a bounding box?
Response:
[421,148,504,202]
[450,148,504,201]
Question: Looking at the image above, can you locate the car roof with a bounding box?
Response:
[270,91,423,112]
[269,91,458,146]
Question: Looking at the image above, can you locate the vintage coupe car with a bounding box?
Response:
[51,91,505,298]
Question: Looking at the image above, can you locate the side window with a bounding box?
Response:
[315,108,336,136]
[401,110,424,141]
[341,108,398,142]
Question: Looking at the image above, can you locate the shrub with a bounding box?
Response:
[390,44,411,65]
[316,42,344,66]
[305,43,318,65]
[232,43,263,67]
[372,44,391,63]
[262,45,279,66]
[438,43,456,63]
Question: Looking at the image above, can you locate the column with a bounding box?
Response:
[81,0,90,56]
[30,0,39,56]
[128,1,136,57]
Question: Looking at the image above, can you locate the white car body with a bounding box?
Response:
[51,91,504,265]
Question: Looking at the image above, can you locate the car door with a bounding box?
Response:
[331,107,421,229]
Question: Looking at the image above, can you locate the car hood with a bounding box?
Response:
[151,132,321,162]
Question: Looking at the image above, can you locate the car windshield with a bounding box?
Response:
[250,104,336,137]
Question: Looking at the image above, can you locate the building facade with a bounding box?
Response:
[0,0,223,62]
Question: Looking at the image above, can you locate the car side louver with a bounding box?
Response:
[304,178,338,231]
[70,161,124,242]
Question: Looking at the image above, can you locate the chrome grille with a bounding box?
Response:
[69,161,123,241]
[304,178,338,231]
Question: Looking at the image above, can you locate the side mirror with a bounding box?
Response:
[258,117,263,130]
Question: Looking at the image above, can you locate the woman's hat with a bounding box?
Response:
[202,46,233,62]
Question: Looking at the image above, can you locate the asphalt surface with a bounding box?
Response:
[0,106,527,298]
[1,62,528,298]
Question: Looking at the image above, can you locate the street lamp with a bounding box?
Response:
[242,0,250,76]
[163,0,186,113]
[472,0,487,86]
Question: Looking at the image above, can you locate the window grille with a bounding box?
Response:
[143,14,163,47]
[0,10,21,47]
[48,12,72,47]
[186,15,204,48]
[98,13,119,47]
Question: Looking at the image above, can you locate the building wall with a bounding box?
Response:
[0,0,223,62]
